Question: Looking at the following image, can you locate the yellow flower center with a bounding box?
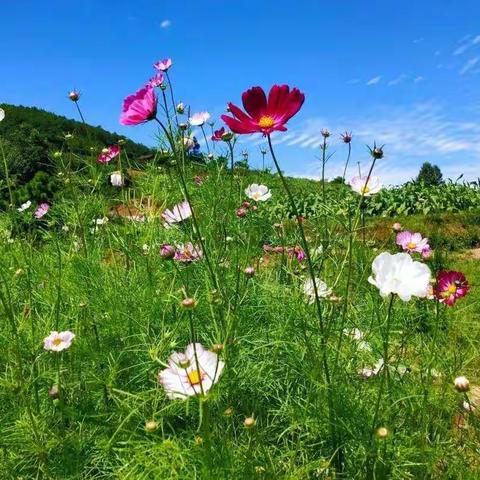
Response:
[187,370,202,385]
[52,338,62,346]
[360,185,370,194]
[446,284,457,295]
[252,192,261,200]
[407,242,416,249]
[258,116,275,129]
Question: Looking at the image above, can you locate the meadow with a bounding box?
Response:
[0,59,479,479]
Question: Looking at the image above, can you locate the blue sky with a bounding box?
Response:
[2,0,480,184]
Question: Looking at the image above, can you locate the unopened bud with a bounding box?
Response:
[244,266,255,278]
[181,298,197,309]
[392,222,402,232]
[454,376,470,392]
[145,420,158,432]
[321,128,330,138]
[48,386,60,399]
[244,416,256,428]
[179,122,188,131]
[236,207,247,218]
[176,102,185,114]
[212,343,224,353]
[68,90,80,102]
[376,427,389,439]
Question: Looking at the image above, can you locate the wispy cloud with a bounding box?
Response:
[453,43,470,56]
[160,19,171,28]
[387,74,407,86]
[413,37,424,44]
[366,76,381,86]
[459,56,479,74]
[414,76,424,83]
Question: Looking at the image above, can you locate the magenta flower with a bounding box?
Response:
[120,86,158,126]
[98,145,120,164]
[435,271,469,306]
[212,127,226,141]
[148,73,165,88]
[34,203,49,219]
[153,58,172,71]
[159,244,176,259]
[396,231,430,254]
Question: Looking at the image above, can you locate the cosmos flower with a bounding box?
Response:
[148,73,164,88]
[349,175,382,196]
[153,58,172,71]
[211,127,226,141]
[17,200,32,212]
[110,171,125,187]
[434,271,469,306]
[245,184,272,201]
[189,111,211,127]
[368,252,431,301]
[98,145,120,164]
[43,330,75,352]
[162,200,192,226]
[396,231,430,254]
[343,328,372,352]
[158,343,224,399]
[159,244,176,259]
[34,203,50,219]
[174,243,203,263]
[0,107,5,122]
[303,278,332,303]
[358,358,384,378]
[120,85,158,126]
[221,85,305,135]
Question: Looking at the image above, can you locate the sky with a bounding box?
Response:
[2,0,480,185]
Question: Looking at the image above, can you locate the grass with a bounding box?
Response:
[0,156,479,479]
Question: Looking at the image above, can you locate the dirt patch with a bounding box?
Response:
[457,248,480,260]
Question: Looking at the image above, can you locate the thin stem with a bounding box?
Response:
[200,125,211,154]
[74,101,86,124]
[342,143,351,182]
[0,139,13,207]
[165,71,179,127]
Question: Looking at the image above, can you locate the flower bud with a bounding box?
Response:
[341,131,352,143]
[454,376,470,392]
[48,385,60,399]
[392,222,402,232]
[176,102,185,114]
[321,128,331,138]
[212,343,224,353]
[221,131,234,141]
[224,407,234,416]
[244,266,255,278]
[244,416,256,428]
[376,427,389,439]
[236,207,247,218]
[68,90,80,102]
[370,144,384,159]
[145,420,158,432]
[179,122,188,131]
[241,201,251,209]
[181,298,197,309]
[159,244,176,259]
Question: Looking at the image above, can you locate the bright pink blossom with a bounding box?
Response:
[153,58,172,71]
[34,203,49,219]
[212,127,226,141]
[434,271,469,306]
[221,85,305,135]
[396,231,430,254]
[120,86,158,126]
[98,145,120,164]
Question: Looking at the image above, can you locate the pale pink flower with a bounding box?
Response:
[396,231,430,254]
[245,184,272,201]
[120,85,157,125]
[98,145,120,163]
[153,58,172,71]
[174,243,203,263]
[148,73,165,88]
[162,200,192,227]
[43,330,75,352]
[34,203,50,219]
[349,175,382,196]
[158,343,224,399]
[189,111,211,127]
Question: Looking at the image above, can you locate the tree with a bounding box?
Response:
[416,162,443,186]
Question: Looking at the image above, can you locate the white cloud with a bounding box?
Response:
[473,35,480,45]
[453,43,470,56]
[414,76,424,83]
[459,57,479,75]
[160,19,171,28]
[388,74,407,86]
[366,76,382,86]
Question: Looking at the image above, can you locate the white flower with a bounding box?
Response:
[158,343,224,399]
[303,277,332,303]
[343,328,372,351]
[245,184,272,202]
[349,175,382,196]
[162,200,192,227]
[368,252,431,301]
[94,217,109,226]
[0,108,4,122]
[358,358,384,378]
[17,200,32,212]
[110,171,125,187]
[189,111,211,126]
[43,330,75,352]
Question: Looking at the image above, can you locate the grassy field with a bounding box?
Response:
[0,154,479,479]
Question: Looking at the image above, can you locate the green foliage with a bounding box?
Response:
[416,161,443,186]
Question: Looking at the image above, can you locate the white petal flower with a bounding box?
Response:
[17,200,32,212]
[162,200,192,227]
[303,277,332,303]
[343,328,372,351]
[358,358,384,378]
[368,252,431,301]
[0,108,4,122]
[43,330,75,352]
[349,175,382,196]
[158,343,224,400]
[189,111,211,126]
[245,184,272,202]
[110,171,125,187]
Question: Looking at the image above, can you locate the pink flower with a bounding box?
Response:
[148,73,165,88]
[162,201,192,227]
[421,247,433,259]
[98,145,120,164]
[396,231,430,254]
[43,330,75,352]
[120,86,158,126]
[174,243,203,263]
[153,58,172,71]
[34,203,49,219]
[212,127,226,141]
[189,111,211,127]
[160,244,176,259]
[221,85,305,135]
[434,271,469,306]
